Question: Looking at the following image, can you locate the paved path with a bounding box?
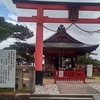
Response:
[56,81,100,94]
[86,77,100,83]
[24,76,100,99]
[42,76,100,84]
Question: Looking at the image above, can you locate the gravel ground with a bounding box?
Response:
[34,84,59,94]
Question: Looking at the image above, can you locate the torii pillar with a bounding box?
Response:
[13,0,100,85]
[35,8,43,84]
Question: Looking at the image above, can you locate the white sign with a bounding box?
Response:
[0,50,16,91]
[87,64,93,77]
[28,0,100,3]
[59,70,63,77]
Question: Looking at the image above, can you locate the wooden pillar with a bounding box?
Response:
[75,56,78,68]
[35,7,43,84]
[75,56,78,63]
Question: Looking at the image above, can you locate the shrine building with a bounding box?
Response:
[32,25,99,70]
[28,24,99,83]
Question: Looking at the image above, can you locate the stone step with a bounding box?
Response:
[30,97,93,100]
[30,95,94,100]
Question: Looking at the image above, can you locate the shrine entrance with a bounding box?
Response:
[12,0,100,84]
[45,52,75,71]
[45,53,85,83]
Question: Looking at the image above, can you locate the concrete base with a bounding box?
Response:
[35,71,43,85]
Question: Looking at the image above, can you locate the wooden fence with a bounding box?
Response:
[54,69,85,83]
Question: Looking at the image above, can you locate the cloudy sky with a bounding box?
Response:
[0,0,100,60]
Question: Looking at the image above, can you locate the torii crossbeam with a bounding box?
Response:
[12,0,100,84]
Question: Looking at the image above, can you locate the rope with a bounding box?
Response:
[74,23,100,34]
[42,23,73,32]
[37,17,100,34]
[37,17,73,32]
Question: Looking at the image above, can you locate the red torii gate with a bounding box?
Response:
[12,0,100,84]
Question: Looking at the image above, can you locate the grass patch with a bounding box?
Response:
[0,84,30,94]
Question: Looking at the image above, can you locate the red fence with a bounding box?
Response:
[54,69,85,83]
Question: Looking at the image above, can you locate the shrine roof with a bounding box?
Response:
[41,25,99,50]
[44,25,83,44]
[43,43,98,49]
[12,0,100,6]
[29,24,99,55]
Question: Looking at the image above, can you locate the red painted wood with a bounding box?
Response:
[16,3,100,11]
[18,16,37,22]
[18,16,100,24]
[44,17,100,24]
[83,70,85,83]
[16,3,68,10]
[80,6,100,11]
[54,69,85,83]
[35,7,43,71]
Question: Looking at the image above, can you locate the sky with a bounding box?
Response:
[0,0,100,60]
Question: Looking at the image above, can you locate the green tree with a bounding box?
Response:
[3,42,34,63]
[0,16,33,42]
[77,56,100,66]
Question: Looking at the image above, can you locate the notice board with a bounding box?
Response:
[87,64,93,77]
[0,50,16,91]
